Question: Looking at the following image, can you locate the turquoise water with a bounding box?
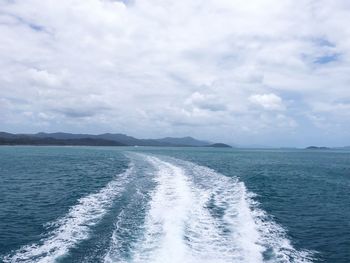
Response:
[0,146,349,262]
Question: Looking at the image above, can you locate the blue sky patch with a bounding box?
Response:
[314,53,340,64]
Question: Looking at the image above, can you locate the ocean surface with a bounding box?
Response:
[0,146,349,263]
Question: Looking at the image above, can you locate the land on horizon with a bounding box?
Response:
[1,131,349,149]
[0,131,233,148]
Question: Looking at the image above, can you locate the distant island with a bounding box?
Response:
[207,143,232,148]
[0,132,231,148]
[305,146,331,150]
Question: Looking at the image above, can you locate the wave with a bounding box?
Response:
[3,164,134,263]
[105,154,313,263]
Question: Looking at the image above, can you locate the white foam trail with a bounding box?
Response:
[104,186,150,263]
[130,157,193,263]
[108,155,313,263]
[120,156,264,263]
[186,161,313,263]
[104,208,129,263]
[4,165,134,263]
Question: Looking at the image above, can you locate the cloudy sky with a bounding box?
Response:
[1,0,349,147]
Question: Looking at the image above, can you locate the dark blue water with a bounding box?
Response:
[0,146,349,262]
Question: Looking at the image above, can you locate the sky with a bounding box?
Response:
[0,0,349,147]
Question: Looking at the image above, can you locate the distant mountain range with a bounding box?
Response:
[0,132,231,147]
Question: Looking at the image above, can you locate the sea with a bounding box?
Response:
[0,146,349,263]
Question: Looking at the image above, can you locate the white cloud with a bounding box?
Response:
[28,69,63,87]
[0,0,349,146]
[249,93,285,111]
[185,92,227,112]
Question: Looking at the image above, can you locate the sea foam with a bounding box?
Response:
[106,154,313,263]
[4,165,134,263]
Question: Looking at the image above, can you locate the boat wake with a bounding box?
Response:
[3,164,134,263]
[3,153,313,263]
[105,154,313,263]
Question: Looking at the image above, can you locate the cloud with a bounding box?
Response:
[249,93,285,111]
[185,92,227,112]
[0,0,349,146]
[28,69,63,87]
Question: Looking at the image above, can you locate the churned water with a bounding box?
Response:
[0,146,349,263]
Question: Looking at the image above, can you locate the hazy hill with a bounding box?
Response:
[207,143,232,148]
[305,146,331,150]
[0,136,125,146]
[0,132,214,147]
